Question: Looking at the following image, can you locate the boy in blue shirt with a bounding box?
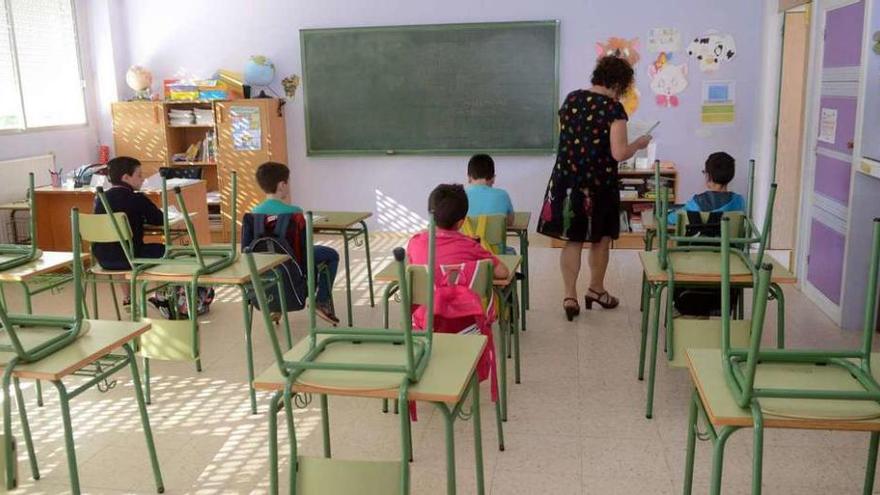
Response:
[667,152,746,225]
[465,154,514,225]
[253,162,340,325]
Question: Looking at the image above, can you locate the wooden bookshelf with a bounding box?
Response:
[111,98,288,243]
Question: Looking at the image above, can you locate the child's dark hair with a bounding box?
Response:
[591,55,635,98]
[467,154,495,180]
[255,162,290,194]
[428,184,468,229]
[107,156,142,185]
[705,152,736,185]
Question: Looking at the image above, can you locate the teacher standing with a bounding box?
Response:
[537,55,651,321]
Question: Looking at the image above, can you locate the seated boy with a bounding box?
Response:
[465,153,514,225]
[667,151,746,225]
[92,156,165,307]
[253,162,340,325]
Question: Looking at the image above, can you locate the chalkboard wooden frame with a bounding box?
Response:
[300,20,560,156]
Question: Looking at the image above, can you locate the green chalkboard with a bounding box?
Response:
[300,21,559,156]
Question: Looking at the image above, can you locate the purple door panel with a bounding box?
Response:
[823,1,865,68]
[816,96,858,155]
[807,219,846,304]
[814,154,853,205]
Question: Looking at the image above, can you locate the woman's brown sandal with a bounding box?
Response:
[563,297,580,321]
[584,288,619,309]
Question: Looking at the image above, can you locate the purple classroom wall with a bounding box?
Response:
[99,0,766,229]
[807,219,846,305]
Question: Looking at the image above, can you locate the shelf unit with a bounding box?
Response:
[111,98,288,242]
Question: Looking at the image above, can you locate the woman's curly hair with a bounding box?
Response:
[590,55,635,98]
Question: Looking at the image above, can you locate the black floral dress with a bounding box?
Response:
[537,90,628,242]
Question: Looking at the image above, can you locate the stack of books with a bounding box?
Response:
[168,109,194,126]
[193,108,214,126]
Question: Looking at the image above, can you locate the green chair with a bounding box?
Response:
[639,178,781,419]
[461,214,523,384]
[682,217,880,494]
[1,208,164,494]
[96,173,239,401]
[247,212,439,494]
[0,174,40,273]
[77,211,133,321]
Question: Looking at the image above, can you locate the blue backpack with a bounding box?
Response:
[241,213,307,312]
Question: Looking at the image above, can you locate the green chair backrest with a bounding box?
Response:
[0,173,40,272]
[461,214,507,255]
[0,208,85,363]
[719,217,880,408]
[78,212,133,243]
[674,210,746,239]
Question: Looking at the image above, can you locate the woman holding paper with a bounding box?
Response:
[537,55,652,321]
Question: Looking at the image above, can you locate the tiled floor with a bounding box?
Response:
[3,235,878,494]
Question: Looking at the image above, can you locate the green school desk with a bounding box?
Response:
[312,211,375,326]
[684,349,880,494]
[508,211,530,314]
[253,333,487,495]
[1,319,163,494]
[130,252,288,414]
[0,251,84,406]
[637,250,797,418]
[376,254,521,421]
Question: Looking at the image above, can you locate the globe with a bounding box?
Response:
[125,65,152,92]
[244,55,275,87]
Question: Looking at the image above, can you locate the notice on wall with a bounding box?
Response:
[230,106,262,151]
[647,27,681,53]
[818,108,838,144]
[700,81,735,125]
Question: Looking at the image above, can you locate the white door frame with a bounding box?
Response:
[795,0,872,324]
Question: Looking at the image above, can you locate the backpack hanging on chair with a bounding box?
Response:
[673,210,738,316]
[241,213,308,313]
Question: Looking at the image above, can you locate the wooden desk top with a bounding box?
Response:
[687,349,880,431]
[35,179,205,195]
[253,333,486,404]
[0,251,78,282]
[638,251,796,284]
[374,254,521,287]
[312,211,372,230]
[132,252,287,285]
[509,212,531,232]
[0,319,151,381]
[0,201,28,211]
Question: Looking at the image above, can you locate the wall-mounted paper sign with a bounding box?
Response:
[818,108,838,144]
[648,28,681,53]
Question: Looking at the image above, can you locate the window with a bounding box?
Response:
[0,0,86,131]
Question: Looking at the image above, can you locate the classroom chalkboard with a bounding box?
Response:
[300,21,559,156]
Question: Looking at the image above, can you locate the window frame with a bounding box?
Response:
[0,0,89,135]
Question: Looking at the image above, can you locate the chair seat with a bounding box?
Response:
[293,340,409,392]
[668,251,751,277]
[0,322,91,361]
[750,361,880,420]
[141,255,230,276]
[294,456,402,495]
[88,265,130,276]
[669,318,750,368]
[0,249,42,265]
[686,349,880,429]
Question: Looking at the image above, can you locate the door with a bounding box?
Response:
[804,0,864,307]
[772,9,810,254]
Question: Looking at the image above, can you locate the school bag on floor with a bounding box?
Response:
[241,212,307,313]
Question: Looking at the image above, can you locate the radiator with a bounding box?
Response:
[0,153,54,243]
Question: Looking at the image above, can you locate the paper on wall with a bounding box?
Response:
[230,106,262,151]
[700,81,735,125]
[595,37,641,115]
[687,30,736,72]
[647,28,681,53]
[649,56,688,108]
[818,108,838,144]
